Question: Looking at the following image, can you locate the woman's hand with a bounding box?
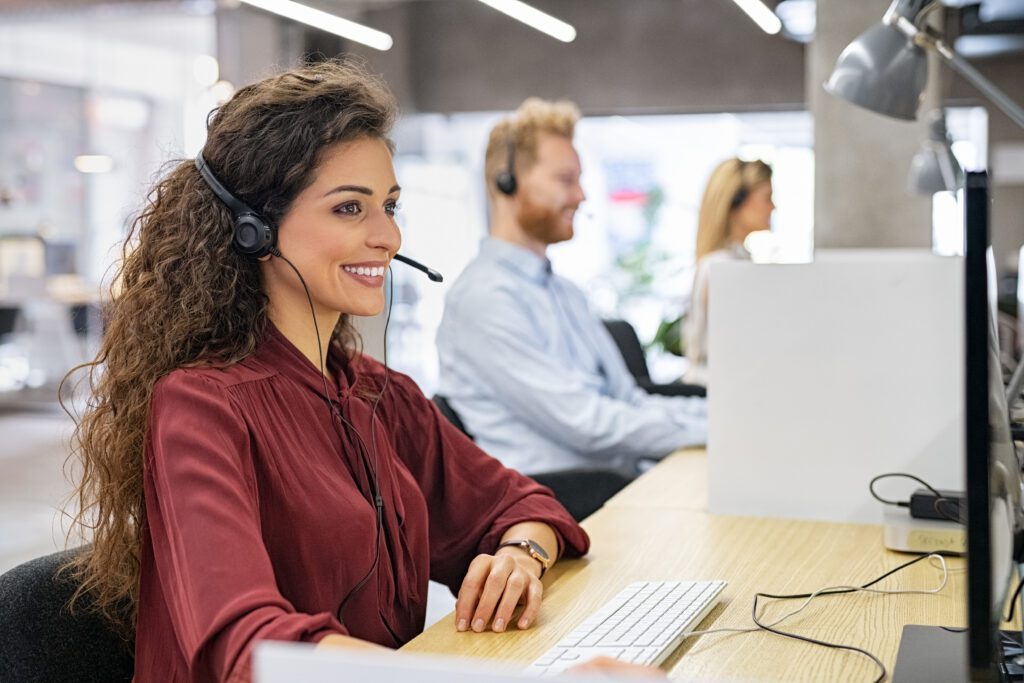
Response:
[566,656,667,678]
[455,550,544,633]
[316,634,391,652]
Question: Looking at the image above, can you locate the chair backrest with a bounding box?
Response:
[601,319,651,382]
[432,394,474,440]
[0,547,134,683]
[529,468,632,522]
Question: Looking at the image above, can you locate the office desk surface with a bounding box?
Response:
[602,447,707,511]
[402,451,966,681]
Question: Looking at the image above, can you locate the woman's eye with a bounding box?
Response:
[334,202,361,216]
[385,201,401,217]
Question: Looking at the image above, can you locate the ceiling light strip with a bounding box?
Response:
[239,0,393,51]
[475,0,577,42]
[731,0,783,35]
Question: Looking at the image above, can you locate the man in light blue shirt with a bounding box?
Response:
[436,98,706,477]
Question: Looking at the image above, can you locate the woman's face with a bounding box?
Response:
[263,136,402,318]
[732,180,775,238]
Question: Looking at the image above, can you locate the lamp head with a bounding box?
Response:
[907,110,964,194]
[824,19,928,121]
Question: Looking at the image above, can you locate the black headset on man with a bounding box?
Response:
[494,137,518,196]
[193,152,440,637]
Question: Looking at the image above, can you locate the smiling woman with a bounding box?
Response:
[265,136,403,360]
[59,59,593,683]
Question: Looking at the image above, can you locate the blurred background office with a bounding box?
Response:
[0,0,1022,576]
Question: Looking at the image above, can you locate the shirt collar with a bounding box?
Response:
[479,237,552,285]
[256,320,355,395]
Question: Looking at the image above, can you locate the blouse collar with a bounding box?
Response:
[258,320,356,395]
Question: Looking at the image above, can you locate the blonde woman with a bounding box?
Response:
[683,158,774,386]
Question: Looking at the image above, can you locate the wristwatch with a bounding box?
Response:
[496,539,552,578]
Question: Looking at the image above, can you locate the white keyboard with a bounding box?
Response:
[527,580,727,677]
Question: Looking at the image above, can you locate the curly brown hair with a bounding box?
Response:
[60,58,398,632]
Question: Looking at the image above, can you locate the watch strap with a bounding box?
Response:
[497,539,550,578]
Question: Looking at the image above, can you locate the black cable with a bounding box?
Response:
[869,472,963,524]
[1005,571,1024,623]
[869,472,944,507]
[271,247,390,629]
[750,553,938,683]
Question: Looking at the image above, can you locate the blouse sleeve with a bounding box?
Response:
[372,365,590,593]
[144,371,347,682]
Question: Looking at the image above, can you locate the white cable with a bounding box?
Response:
[682,554,950,640]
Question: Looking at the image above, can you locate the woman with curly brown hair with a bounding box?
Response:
[60,60,600,682]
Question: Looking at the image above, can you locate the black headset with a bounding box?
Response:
[729,159,750,210]
[193,152,394,638]
[494,138,517,196]
[195,153,277,259]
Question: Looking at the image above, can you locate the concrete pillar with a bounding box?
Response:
[810,0,934,248]
[216,6,293,89]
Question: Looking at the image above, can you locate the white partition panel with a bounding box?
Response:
[708,250,964,523]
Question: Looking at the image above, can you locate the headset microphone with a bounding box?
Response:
[393,253,444,283]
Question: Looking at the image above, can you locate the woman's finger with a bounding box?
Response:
[470,554,516,632]
[490,570,530,632]
[516,577,544,630]
[455,555,493,631]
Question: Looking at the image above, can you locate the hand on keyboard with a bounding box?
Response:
[566,656,666,678]
[455,552,544,633]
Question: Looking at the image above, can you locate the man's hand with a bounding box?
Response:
[455,551,543,633]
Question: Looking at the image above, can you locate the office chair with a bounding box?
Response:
[432,395,630,521]
[529,468,631,522]
[601,319,706,398]
[0,546,134,683]
[432,394,473,440]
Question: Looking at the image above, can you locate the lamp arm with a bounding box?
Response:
[934,143,959,191]
[889,14,1024,130]
[933,39,1024,130]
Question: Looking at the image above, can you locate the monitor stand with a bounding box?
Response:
[892,625,1024,682]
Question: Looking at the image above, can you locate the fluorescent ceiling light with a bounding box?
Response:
[193,55,220,87]
[475,0,577,42]
[731,0,783,35]
[74,155,114,174]
[239,0,393,51]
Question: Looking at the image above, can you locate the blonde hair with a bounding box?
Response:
[695,158,772,260]
[484,97,580,198]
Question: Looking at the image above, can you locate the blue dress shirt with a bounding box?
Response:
[436,238,706,476]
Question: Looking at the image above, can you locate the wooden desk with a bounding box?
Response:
[602,448,707,511]
[403,450,970,680]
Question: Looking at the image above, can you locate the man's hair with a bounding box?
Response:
[484,97,580,197]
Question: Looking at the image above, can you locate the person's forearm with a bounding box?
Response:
[497,522,560,575]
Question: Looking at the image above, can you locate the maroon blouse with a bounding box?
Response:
[133,324,589,682]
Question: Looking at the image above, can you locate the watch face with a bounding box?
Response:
[526,539,550,561]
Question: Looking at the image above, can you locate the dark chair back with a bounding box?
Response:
[601,319,706,398]
[0,547,134,683]
[432,394,474,440]
[601,319,652,382]
[530,469,632,522]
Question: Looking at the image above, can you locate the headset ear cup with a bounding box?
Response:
[495,171,517,196]
[233,215,276,258]
[729,186,748,210]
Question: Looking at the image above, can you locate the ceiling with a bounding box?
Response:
[0,0,1022,57]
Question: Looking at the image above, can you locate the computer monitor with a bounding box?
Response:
[965,170,1023,681]
[893,171,1024,682]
